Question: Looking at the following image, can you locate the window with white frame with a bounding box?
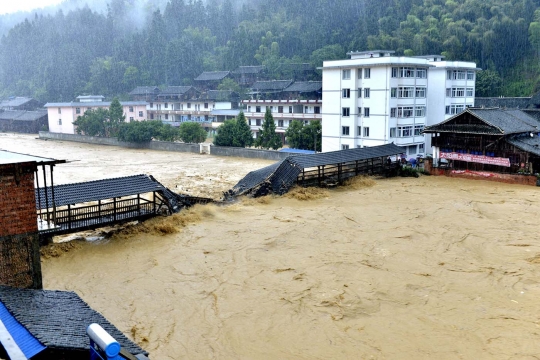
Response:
[446,88,451,97]
[398,87,415,98]
[415,106,426,117]
[131,116,135,121]
[445,104,465,115]
[390,127,397,137]
[400,67,415,78]
[398,106,414,118]
[58,119,62,125]
[188,103,192,109]
[76,107,80,114]
[391,67,398,78]
[364,107,370,117]
[314,106,320,114]
[358,107,361,115]
[390,108,397,117]
[416,68,427,78]
[419,143,425,152]
[204,103,209,109]
[415,87,426,98]
[466,88,474,97]
[342,126,350,135]
[289,106,293,113]
[255,105,260,112]
[278,106,284,113]
[342,107,350,117]
[408,145,417,155]
[357,69,362,79]
[139,111,143,117]
[342,88,351,98]
[447,70,466,80]
[451,87,465,97]
[398,126,413,137]
[414,125,424,135]
[364,88,370,98]
[342,144,350,150]
[467,71,474,80]
[58,108,61,114]
[363,127,370,137]
[278,120,284,127]
[164,103,168,109]
[342,69,351,80]
[357,126,361,136]
[391,88,397,98]
[357,87,362,98]
[364,68,371,79]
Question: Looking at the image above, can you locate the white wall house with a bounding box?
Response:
[45,97,147,134]
[321,51,478,156]
[242,99,322,140]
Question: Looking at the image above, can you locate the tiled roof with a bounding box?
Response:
[35,174,170,209]
[507,134,540,156]
[0,97,35,108]
[129,86,160,96]
[0,110,47,121]
[229,143,404,197]
[232,66,264,74]
[251,80,293,91]
[200,90,238,101]
[424,108,540,135]
[0,286,147,356]
[474,97,532,109]
[284,81,322,93]
[158,86,194,96]
[194,71,230,81]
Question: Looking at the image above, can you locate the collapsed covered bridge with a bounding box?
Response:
[228,143,404,197]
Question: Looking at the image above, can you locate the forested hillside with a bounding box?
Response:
[1,0,540,102]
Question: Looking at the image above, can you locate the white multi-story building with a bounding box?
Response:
[45,95,147,134]
[321,51,478,156]
[242,99,322,141]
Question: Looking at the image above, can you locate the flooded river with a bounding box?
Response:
[2,133,540,359]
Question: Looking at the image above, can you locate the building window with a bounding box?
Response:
[256,106,261,112]
[415,106,426,117]
[400,67,415,78]
[364,107,370,117]
[391,67,398,78]
[164,103,168,109]
[467,71,474,80]
[187,103,191,109]
[342,126,350,136]
[398,106,414,118]
[304,106,309,113]
[445,104,466,115]
[58,119,62,125]
[278,106,284,113]
[139,111,144,117]
[419,144,425,153]
[398,126,413,137]
[357,88,362,98]
[358,107,362,116]
[408,145,417,155]
[390,127,396,138]
[87,107,92,111]
[447,70,466,80]
[342,144,350,150]
[342,69,351,80]
[416,68,427,78]
[414,125,424,135]
[364,68,371,79]
[363,127,370,137]
[150,113,154,119]
[342,107,350,117]
[129,106,134,112]
[204,103,209,109]
[390,108,397,117]
[451,87,465,97]
[256,119,261,126]
[288,106,293,113]
[357,69,362,79]
[415,87,426,98]
[398,87,414,98]
[391,88,397,98]
[466,88,474,97]
[314,106,320,114]
[130,116,135,121]
[364,88,370,98]
[76,107,81,114]
[278,120,284,127]
[58,108,61,114]
[342,88,350,98]
[150,102,153,108]
[358,126,361,136]
[446,88,451,97]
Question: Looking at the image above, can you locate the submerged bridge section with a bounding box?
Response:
[228,143,404,197]
[36,174,212,238]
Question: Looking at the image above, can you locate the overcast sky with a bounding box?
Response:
[0,0,65,15]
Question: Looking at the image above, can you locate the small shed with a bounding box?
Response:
[0,286,149,359]
[0,110,48,133]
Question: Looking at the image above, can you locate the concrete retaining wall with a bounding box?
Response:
[39,132,288,161]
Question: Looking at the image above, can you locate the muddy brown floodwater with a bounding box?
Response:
[3,132,540,359]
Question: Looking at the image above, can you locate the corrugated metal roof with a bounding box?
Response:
[194,71,230,81]
[0,301,46,358]
[0,286,147,356]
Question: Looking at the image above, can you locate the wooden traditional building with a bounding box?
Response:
[424,108,540,174]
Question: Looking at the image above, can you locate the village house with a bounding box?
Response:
[193,71,231,90]
[320,50,478,156]
[0,97,42,111]
[0,109,48,133]
[231,65,265,86]
[45,95,147,134]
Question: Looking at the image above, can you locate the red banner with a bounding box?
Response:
[440,152,511,167]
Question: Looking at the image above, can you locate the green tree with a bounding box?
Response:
[217,77,241,93]
[302,120,322,152]
[232,112,254,147]
[285,119,305,149]
[155,123,181,142]
[476,69,503,97]
[179,122,208,143]
[72,108,109,136]
[117,121,155,143]
[255,108,282,150]
[108,98,125,137]
[214,119,236,146]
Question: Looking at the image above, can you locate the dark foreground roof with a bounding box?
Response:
[507,134,540,157]
[424,108,540,135]
[0,286,147,356]
[229,143,404,197]
[0,110,47,121]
